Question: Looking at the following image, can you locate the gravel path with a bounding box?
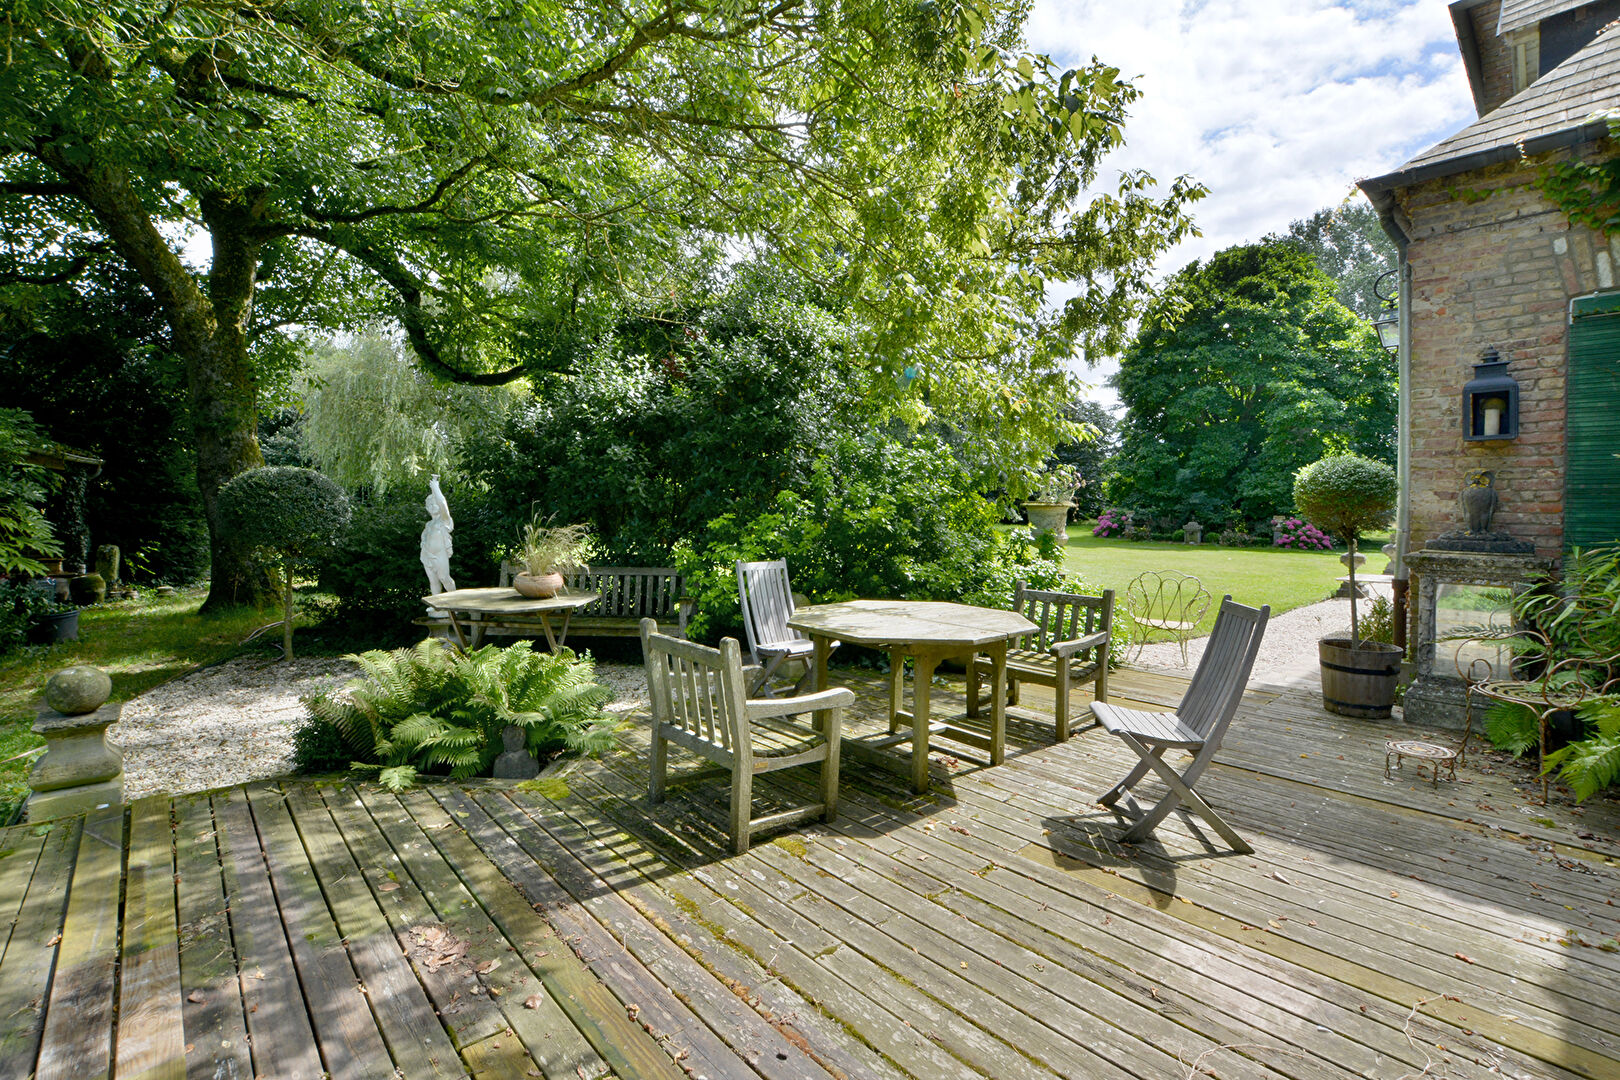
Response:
[111,655,650,801]
[1129,583,1393,687]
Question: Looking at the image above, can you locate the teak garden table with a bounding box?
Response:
[423,587,600,650]
[788,600,1037,793]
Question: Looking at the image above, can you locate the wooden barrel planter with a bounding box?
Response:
[1318,638,1404,718]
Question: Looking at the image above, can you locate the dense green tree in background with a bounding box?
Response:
[1108,240,1395,528]
[1050,399,1117,517]
[1277,201,1397,322]
[0,268,210,581]
[0,0,1202,609]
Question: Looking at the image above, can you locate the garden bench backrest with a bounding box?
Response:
[641,623,749,766]
[1177,596,1270,742]
[736,559,806,661]
[565,566,683,619]
[1012,581,1113,653]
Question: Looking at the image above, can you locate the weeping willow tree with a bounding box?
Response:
[302,331,525,494]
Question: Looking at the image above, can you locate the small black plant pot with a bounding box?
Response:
[1546,708,1585,752]
[31,609,79,644]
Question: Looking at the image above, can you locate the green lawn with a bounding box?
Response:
[1055,529,1385,639]
[0,588,268,823]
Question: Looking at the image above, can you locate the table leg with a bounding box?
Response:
[813,635,831,693]
[987,640,1008,766]
[537,613,559,652]
[911,652,937,793]
[888,649,905,734]
[556,609,573,649]
[446,612,470,651]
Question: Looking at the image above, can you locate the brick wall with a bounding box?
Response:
[1468,0,1517,115]
[1396,143,1618,562]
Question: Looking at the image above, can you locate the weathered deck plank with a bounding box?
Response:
[115,796,186,1080]
[0,818,80,1076]
[35,803,124,1080]
[173,793,252,1080]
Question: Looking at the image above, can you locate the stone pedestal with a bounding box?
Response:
[27,702,124,821]
[1333,552,1368,599]
[1404,548,1554,731]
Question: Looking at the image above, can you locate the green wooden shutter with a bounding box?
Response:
[1566,293,1620,550]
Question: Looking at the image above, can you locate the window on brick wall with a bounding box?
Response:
[1566,293,1620,549]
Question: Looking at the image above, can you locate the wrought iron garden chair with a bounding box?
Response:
[1125,569,1211,666]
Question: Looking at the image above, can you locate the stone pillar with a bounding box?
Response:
[27,701,124,820]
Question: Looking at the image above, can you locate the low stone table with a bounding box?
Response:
[27,701,124,820]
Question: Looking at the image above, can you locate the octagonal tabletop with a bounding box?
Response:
[423,587,599,616]
[788,599,1036,651]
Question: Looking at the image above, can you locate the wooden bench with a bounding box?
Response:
[421,566,693,642]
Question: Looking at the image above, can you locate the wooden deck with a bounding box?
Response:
[2,667,1618,1079]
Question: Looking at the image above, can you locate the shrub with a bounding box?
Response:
[217,466,351,659]
[297,639,614,790]
[1359,595,1396,644]
[1273,516,1332,550]
[0,409,61,575]
[679,434,1059,642]
[1217,527,1251,547]
[1125,525,1152,542]
[1092,509,1127,538]
[1294,454,1396,646]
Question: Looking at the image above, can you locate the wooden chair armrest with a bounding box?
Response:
[1050,631,1109,659]
[745,687,855,721]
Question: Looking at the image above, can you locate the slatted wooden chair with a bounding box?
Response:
[966,581,1114,742]
[736,559,837,696]
[1089,596,1269,853]
[641,618,854,855]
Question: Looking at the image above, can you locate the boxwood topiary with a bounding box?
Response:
[218,466,351,660]
[1293,454,1396,646]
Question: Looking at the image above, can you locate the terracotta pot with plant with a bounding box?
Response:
[512,519,590,599]
[1293,454,1403,718]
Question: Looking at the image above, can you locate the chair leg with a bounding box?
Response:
[1054,663,1071,742]
[821,707,842,821]
[1114,732,1251,854]
[749,653,788,697]
[1099,746,1162,807]
[730,764,753,856]
[649,731,668,804]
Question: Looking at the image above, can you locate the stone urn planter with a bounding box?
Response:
[1022,502,1075,544]
[1318,638,1404,718]
[513,571,564,598]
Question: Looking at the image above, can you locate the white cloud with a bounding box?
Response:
[1028,1,1477,405]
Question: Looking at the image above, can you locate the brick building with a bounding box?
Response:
[1359,0,1620,572]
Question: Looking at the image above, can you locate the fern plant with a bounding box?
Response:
[300,639,614,790]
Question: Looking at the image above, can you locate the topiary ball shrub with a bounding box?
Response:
[1293,454,1397,646]
[218,466,351,660]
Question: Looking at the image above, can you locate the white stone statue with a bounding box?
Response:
[420,475,457,596]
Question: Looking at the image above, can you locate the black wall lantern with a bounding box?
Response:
[1462,347,1519,441]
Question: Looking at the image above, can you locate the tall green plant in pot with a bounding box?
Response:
[1294,454,1401,718]
[511,519,590,598]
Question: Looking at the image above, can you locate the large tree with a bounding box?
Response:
[1277,200,1397,322]
[1108,240,1395,527]
[0,0,1200,608]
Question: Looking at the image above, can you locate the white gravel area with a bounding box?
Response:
[110,654,650,801]
[1128,583,1393,687]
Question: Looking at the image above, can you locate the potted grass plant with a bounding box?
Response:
[1294,454,1403,718]
[512,519,590,599]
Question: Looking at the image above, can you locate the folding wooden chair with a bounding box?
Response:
[736,559,837,696]
[641,618,853,855]
[1089,597,1269,853]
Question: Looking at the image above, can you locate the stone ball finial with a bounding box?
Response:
[44,666,113,715]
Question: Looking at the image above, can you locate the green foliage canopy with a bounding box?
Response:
[1109,241,1395,527]
[0,0,1204,607]
[0,408,61,576]
[217,467,352,561]
[1275,201,1398,321]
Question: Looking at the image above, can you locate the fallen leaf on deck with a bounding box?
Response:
[524,994,543,1009]
[1454,952,1475,964]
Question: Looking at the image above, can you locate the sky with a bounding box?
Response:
[1027,0,1479,404]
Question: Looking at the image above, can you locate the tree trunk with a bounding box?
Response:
[283,559,295,662]
[36,150,277,609]
[1348,537,1360,650]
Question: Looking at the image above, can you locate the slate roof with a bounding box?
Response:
[1360,19,1620,193]
[1498,0,1594,34]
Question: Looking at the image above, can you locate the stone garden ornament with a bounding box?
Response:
[421,475,457,596]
